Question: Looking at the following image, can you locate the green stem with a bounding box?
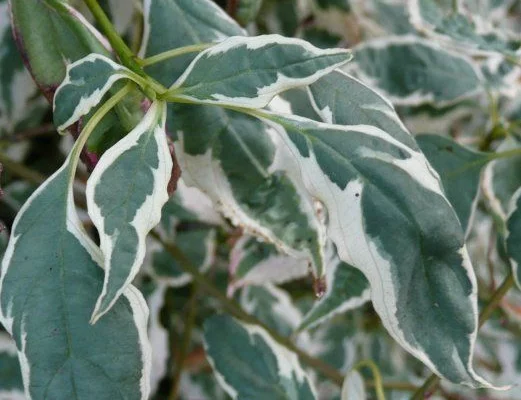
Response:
[411,272,515,400]
[142,43,214,67]
[353,360,386,400]
[487,147,521,161]
[83,0,144,76]
[169,284,199,400]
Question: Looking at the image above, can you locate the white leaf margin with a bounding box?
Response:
[169,34,352,109]
[87,101,172,323]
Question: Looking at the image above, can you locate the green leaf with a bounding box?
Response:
[417,134,490,235]
[204,314,317,399]
[316,0,351,12]
[86,102,172,322]
[10,0,110,99]
[0,148,151,399]
[409,0,520,56]
[240,284,303,337]
[228,237,308,295]
[257,108,492,386]
[140,0,245,85]
[300,250,370,331]
[506,188,521,289]
[169,34,352,108]
[0,332,24,397]
[348,36,482,106]
[53,54,133,132]
[341,370,366,400]
[235,0,264,26]
[0,2,46,137]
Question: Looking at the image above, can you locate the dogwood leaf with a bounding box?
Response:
[169,34,352,108]
[256,107,492,386]
[347,36,482,106]
[506,188,521,289]
[204,314,317,399]
[0,148,151,399]
[53,54,134,132]
[417,134,490,235]
[87,102,172,322]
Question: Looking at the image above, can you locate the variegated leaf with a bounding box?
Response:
[140,0,245,85]
[87,102,172,322]
[0,145,151,399]
[0,332,24,399]
[256,108,492,386]
[300,251,370,331]
[142,0,327,281]
[417,134,491,236]
[53,54,134,132]
[228,236,309,296]
[204,314,317,399]
[174,106,327,281]
[168,34,352,108]
[346,35,483,106]
[506,187,521,289]
[409,0,521,57]
[482,137,521,222]
[240,284,303,336]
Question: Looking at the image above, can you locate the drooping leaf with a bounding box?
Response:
[140,0,245,85]
[10,0,110,100]
[228,236,308,296]
[143,0,327,282]
[506,187,521,289]
[204,314,317,399]
[300,252,370,331]
[174,106,327,280]
[341,370,366,400]
[256,108,492,386]
[86,102,172,322]
[240,284,303,336]
[346,35,482,106]
[0,145,151,398]
[417,134,491,235]
[53,54,134,132]
[0,332,24,398]
[409,0,521,56]
[168,34,352,108]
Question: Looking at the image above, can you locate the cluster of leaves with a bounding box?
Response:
[0,0,521,399]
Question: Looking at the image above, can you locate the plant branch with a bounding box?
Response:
[142,43,214,67]
[353,359,385,400]
[411,272,515,400]
[83,0,144,76]
[169,284,199,400]
[0,152,45,185]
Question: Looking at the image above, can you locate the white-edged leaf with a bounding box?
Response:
[53,54,133,131]
[417,134,491,236]
[345,35,483,106]
[300,252,370,331]
[482,137,521,222]
[506,187,521,289]
[169,34,352,108]
[341,369,366,400]
[174,106,327,280]
[228,236,309,296]
[409,0,521,57]
[256,108,494,387]
[86,101,172,322]
[0,144,151,399]
[240,284,304,336]
[203,314,317,399]
[140,0,245,85]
